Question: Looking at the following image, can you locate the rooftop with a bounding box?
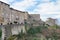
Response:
[0,1,9,6]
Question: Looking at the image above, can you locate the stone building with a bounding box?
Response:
[0,1,28,40]
[0,1,42,26]
[46,18,57,26]
[29,14,40,21]
[27,14,44,27]
[0,1,42,40]
[0,1,29,25]
[10,8,28,24]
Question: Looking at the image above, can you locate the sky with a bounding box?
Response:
[0,0,60,25]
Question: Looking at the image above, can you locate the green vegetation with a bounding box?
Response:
[0,29,2,38]
[7,22,60,40]
[7,35,16,40]
[50,25,59,29]
[0,28,2,40]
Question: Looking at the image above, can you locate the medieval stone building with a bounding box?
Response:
[0,1,43,40]
[0,1,58,40]
[46,18,57,26]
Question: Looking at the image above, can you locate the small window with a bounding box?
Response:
[1,23,3,25]
[10,22,12,24]
[7,23,9,25]
[14,21,17,24]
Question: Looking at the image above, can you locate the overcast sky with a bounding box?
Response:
[0,0,60,25]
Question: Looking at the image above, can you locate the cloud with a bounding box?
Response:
[0,0,15,3]
[31,2,60,14]
[29,0,60,20]
[10,0,37,11]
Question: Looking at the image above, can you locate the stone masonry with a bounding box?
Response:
[0,1,42,40]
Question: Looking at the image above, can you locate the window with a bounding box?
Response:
[14,21,17,24]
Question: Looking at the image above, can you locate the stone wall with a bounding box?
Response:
[0,1,29,25]
[1,25,11,40]
[29,14,40,21]
[0,1,41,26]
[0,1,10,25]
[11,24,26,35]
[27,14,43,27]
[1,24,26,40]
[10,8,28,24]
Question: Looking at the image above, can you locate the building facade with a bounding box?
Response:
[0,1,29,25]
[0,1,42,40]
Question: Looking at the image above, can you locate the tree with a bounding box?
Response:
[17,30,24,40]
[15,29,27,40]
[52,30,59,40]
[27,27,36,36]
